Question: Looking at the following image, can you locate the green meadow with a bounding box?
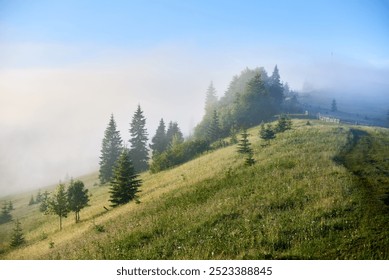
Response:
[1,119,388,259]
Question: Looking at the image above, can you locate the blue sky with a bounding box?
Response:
[1,0,388,65]
[0,0,388,195]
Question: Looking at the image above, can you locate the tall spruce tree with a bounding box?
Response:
[129,105,149,172]
[99,114,123,184]
[205,81,218,114]
[109,149,142,207]
[166,121,184,146]
[48,184,69,230]
[207,109,221,143]
[67,180,89,223]
[150,118,168,156]
[269,65,284,111]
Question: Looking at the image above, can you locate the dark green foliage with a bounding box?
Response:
[0,202,12,224]
[129,105,149,172]
[109,149,142,207]
[39,191,50,213]
[259,123,276,144]
[166,121,184,147]
[245,149,255,166]
[150,139,210,173]
[269,65,284,110]
[275,114,292,133]
[237,129,251,154]
[67,180,89,223]
[99,114,123,184]
[150,118,168,157]
[48,184,69,230]
[207,110,221,143]
[10,219,25,248]
[237,129,255,166]
[331,99,337,112]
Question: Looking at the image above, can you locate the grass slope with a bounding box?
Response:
[1,119,388,259]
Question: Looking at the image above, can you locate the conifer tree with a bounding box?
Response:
[207,110,221,143]
[10,219,25,248]
[99,114,123,184]
[259,123,276,145]
[48,184,69,230]
[205,81,218,114]
[237,129,255,165]
[269,65,284,109]
[150,118,168,156]
[275,114,292,132]
[0,202,12,224]
[129,105,149,172]
[237,129,251,154]
[109,149,142,207]
[8,201,14,211]
[39,191,50,213]
[67,180,89,223]
[166,121,184,146]
[331,99,338,112]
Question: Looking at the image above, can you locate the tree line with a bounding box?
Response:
[97,65,301,210]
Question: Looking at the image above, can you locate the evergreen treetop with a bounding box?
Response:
[150,118,168,156]
[166,121,184,146]
[99,114,123,184]
[207,110,221,143]
[129,105,149,172]
[237,128,252,154]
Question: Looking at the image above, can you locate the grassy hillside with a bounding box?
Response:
[1,119,388,259]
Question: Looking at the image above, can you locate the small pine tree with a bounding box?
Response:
[48,184,69,230]
[275,114,292,133]
[245,149,255,166]
[67,180,89,223]
[259,123,276,145]
[237,129,255,166]
[10,219,25,248]
[237,128,251,154]
[109,149,142,207]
